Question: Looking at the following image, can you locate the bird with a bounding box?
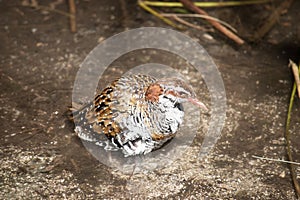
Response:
[72,74,207,157]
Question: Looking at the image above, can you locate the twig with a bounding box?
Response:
[143,0,272,8]
[252,0,294,41]
[179,0,244,45]
[49,0,64,9]
[4,128,41,138]
[138,0,182,29]
[18,128,43,142]
[285,60,300,198]
[252,155,300,166]
[170,15,206,31]
[119,0,129,28]
[289,60,300,98]
[161,13,237,33]
[68,0,76,32]
[22,1,76,32]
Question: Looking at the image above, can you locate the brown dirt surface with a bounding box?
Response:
[1,0,300,199]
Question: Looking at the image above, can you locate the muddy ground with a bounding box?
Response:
[1,0,300,199]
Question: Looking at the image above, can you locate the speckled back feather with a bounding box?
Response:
[73,75,158,148]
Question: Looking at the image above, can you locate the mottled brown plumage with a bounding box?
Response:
[73,74,207,156]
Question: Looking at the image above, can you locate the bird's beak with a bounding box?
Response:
[188,98,208,112]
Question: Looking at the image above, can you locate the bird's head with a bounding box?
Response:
[145,78,208,111]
